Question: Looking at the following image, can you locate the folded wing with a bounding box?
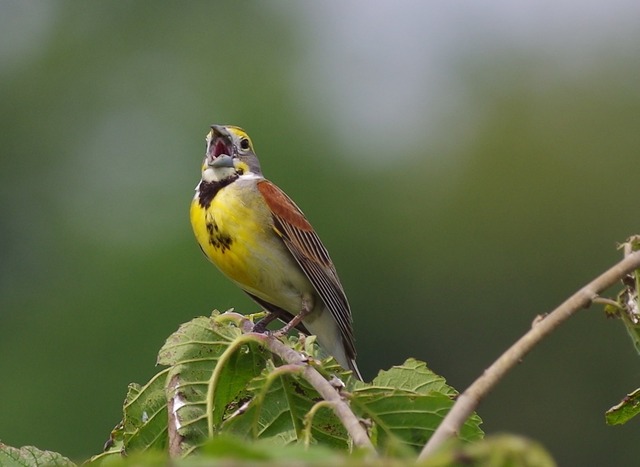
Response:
[257,180,356,360]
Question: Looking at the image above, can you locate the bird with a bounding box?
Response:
[190,125,362,380]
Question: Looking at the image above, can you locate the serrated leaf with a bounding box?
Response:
[160,312,270,454]
[122,369,171,451]
[222,360,351,449]
[351,359,483,455]
[157,314,242,366]
[354,388,481,455]
[95,311,363,458]
[89,369,171,464]
[605,387,640,425]
[0,444,75,467]
[94,314,484,460]
[363,358,456,396]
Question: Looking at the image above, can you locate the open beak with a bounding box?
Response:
[206,125,234,167]
[210,153,234,168]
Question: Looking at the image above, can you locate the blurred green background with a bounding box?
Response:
[2,1,640,464]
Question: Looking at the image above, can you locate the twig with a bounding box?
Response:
[418,250,640,460]
[167,374,185,457]
[592,297,622,309]
[253,331,376,453]
[222,312,374,453]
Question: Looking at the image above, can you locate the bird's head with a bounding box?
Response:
[202,125,262,182]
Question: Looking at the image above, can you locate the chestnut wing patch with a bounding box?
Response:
[258,180,312,231]
[257,180,356,358]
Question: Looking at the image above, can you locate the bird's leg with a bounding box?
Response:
[274,296,313,337]
[252,309,283,333]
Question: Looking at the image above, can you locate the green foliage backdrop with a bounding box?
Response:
[1,1,639,464]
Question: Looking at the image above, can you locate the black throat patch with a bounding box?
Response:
[197,176,238,209]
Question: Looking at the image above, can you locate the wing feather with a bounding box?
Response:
[257,180,356,358]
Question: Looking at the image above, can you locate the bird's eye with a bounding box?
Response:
[239,138,250,151]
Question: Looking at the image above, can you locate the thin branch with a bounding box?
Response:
[592,296,622,309]
[223,312,375,453]
[419,249,640,460]
[255,332,376,453]
[167,374,185,457]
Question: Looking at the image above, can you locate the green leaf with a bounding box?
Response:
[221,360,351,448]
[92,313,483,460]
[0,444,75,467]
[423,434,556,467]
[158,312,269,455]
[88,369,171,464]
[121,369,170,451]
[605,387,640,425]
[351,359,483,456]
[361,358,456,396]
[156,311,363,453]
[200,433,342,462]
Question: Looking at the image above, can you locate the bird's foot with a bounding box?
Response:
[274,299,312,337]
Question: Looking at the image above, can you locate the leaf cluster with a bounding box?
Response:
[88,310,482,463]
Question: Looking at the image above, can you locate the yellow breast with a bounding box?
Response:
[190,178,312,307]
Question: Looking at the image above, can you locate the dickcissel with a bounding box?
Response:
[190,125,361,380]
